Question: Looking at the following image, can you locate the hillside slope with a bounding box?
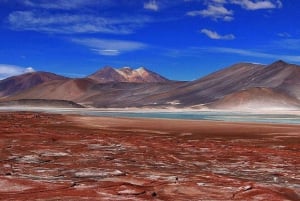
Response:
[208,87,300,110]
[0,72,67,98]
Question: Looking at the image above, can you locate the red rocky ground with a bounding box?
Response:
[0,112,299,200]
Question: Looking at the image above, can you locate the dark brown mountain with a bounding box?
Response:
[9,78,97,102]
[258,60,300,99]
[159,60,300,107]
[88,66,169,83]
[152,62,265,106]
[0,72,67,98]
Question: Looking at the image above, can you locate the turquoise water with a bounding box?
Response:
[78,111,300,124]
[1,107,299,125]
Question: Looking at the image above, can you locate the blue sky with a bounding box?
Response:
[0,0,299,80]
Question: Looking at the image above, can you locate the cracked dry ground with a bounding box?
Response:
[0,112,299,200]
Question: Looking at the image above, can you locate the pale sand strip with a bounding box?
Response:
[68,115,300,137]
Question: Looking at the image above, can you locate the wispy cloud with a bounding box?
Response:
[72,38,147,56]
[277,32,291,38]
[0,64,35,80]
[199,46,300,62]
[230,0,282,10]
[187,4,234,21]
[212,0,227,3]
[166,46,300,63]
[271,38,300,50]
[201,29,235,40]
[205,47,275,57]
[23,0,99,10]
[8,11,152,34]
[144,0,159,11]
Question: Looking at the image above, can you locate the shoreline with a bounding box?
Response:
[1,105,300,113]
[1,106,300,125]
[68,115,300,139]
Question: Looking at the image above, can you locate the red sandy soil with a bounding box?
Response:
[0,112,299,200]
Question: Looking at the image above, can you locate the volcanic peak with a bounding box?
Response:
[88,66,168,83]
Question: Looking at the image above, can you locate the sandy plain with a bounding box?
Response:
[0,112,299,200]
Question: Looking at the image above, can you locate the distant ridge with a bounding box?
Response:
[0,60,299,109]
[88,66,169,83]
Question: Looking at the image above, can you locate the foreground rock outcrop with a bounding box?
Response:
[0,112,299,200]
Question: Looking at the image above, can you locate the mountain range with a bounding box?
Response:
[0,60,299,110]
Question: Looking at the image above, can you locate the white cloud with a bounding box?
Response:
[8,11,151,34]
[277,32,291,38]
[201,29,235,40]
[187,0,282,22]
[187,4,233,21]
[230,0,282,10]
[0,64,35,80]
[144,0,159,11]
[72,38,147,56]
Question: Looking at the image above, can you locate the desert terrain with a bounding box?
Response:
[0,111,299,200]
[1,1,299,200]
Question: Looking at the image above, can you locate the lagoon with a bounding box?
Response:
[1,107,300,125]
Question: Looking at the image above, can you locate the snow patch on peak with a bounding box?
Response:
[120,66,132,70]
[136,67,147,72]
[116,67,134,79]
[135,67,148,77]
[25,67,35,73]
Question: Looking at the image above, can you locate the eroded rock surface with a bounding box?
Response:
[0,112,299,200]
